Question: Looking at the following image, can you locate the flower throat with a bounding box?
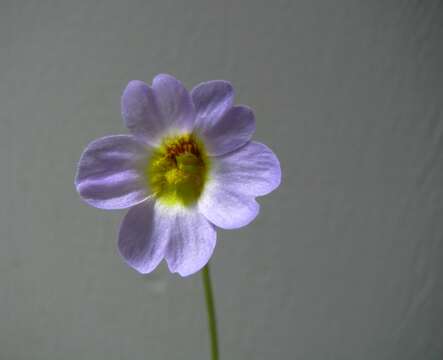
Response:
[147,133,210,207]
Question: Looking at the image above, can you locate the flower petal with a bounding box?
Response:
[212,141,281,197]
[118,199,170,274]
[198,180,260,230]
[152,74,195,132]
[191,80,234,131]
[165,209,216,277]
[199,106,255,156]
[121,80,164,146]
[75,135,149,210]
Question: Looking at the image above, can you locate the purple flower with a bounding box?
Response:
[75,74,281,276]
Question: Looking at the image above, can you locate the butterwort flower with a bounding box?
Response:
[75,74,281,276]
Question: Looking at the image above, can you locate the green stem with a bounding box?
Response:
[201,263,219,360]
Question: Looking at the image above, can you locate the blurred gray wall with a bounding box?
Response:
[1,0,443,359]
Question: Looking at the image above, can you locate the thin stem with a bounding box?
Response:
[201,263,219,360]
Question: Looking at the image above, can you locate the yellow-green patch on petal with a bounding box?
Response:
[147,133,210,207]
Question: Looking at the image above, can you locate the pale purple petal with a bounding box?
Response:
[212,141,281,196]
[152,74,195,132]
[191,80,234,131]
[165,209,216,277]
[75,135,149,210]
[121,80,164,146]
[198,180,260,230]
[199,105,255,156]
[118,199,170,274]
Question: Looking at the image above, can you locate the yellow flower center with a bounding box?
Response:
[147,133,210,207]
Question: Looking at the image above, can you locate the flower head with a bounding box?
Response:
[75,74,281,276]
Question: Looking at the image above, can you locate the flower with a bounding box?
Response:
[75,74,281,276]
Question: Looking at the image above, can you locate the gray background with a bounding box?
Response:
[1,0,443,359]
